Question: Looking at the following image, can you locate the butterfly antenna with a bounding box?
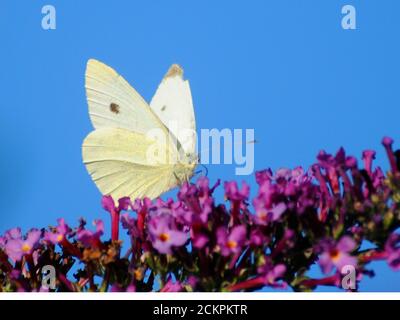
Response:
[195,164,208,177]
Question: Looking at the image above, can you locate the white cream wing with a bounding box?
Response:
[82,127,188,200]
[150,64,196,155]
[85,59,169,136]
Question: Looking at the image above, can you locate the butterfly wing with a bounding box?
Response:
[82,127,189,200]
[150,64,196,156]
[85,59,169,136]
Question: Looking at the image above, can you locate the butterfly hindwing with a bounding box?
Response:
[150,64,196,156]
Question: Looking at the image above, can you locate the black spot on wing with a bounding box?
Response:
[110,103,120,114]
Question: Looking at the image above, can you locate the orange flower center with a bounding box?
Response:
[260,212,268,221]
[330,249,341,262]
[134,269,143,280]
[22,243,31,253]
[227,240,238,249]
[159,233,170,242]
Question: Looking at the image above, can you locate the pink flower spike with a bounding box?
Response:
[382,137,398,174]
[362,150,376,176]
[101,195,130,241]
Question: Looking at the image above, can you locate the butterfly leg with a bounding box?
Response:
[173,172,182,185]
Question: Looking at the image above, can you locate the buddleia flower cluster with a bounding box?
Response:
[1,137,400,292]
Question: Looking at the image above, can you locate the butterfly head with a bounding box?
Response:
[179,152,198,166]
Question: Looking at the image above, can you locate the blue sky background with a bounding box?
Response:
[1,0,400,291]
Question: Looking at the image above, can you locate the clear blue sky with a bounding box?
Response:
[1,0,400,291]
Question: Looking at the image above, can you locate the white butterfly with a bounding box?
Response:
[82,59,197,200]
